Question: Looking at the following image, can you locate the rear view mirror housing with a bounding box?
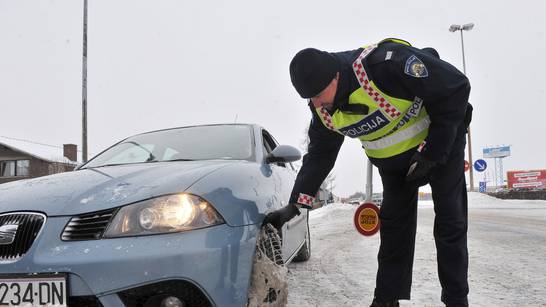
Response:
[266,145,301,163]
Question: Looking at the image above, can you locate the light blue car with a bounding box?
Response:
[0,124,310,307]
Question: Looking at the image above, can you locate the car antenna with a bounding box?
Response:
[234,114,238,123]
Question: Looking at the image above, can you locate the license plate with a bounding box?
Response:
[0,275,67,306]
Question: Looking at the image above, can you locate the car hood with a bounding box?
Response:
[0,161,232,216]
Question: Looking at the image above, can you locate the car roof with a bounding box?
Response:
[133,123,263,137]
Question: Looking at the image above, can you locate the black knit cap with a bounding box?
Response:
[289,48,338,98]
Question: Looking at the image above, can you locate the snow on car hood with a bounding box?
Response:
[0,161,231,216]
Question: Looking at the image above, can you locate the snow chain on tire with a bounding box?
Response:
[246,224,288,307]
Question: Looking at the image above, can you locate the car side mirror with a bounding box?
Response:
[266,145,301,164]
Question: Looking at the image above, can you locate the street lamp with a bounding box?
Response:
[449,22,474,190]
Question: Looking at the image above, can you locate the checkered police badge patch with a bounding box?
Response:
[404,55,428,78]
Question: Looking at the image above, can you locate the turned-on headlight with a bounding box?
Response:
[103,194,224,238]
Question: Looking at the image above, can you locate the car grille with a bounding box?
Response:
[0,212,45,262]
[61,208,117,241]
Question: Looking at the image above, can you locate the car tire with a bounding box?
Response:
[292,215,310,262]
[247,224,288,307]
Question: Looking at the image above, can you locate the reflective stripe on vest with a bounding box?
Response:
[314,40,430,158]
[352,44,402,120]
[362,115,430,150]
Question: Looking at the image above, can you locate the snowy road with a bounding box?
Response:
[287,193,546,307]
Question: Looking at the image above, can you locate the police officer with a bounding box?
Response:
[263,38,472,307]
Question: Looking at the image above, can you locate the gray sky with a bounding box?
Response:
[1,0,545,197]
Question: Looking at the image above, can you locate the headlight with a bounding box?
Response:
[103,194,224,238]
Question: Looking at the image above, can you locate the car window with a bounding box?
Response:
[262,136,273,154]
[262,130,285,168]
[99,143,156,165]
[162,147,180,160]
[83,125,254,168]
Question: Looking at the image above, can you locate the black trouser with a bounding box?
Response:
[369,124,469,307]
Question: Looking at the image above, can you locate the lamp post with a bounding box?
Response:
[449,23,474,191]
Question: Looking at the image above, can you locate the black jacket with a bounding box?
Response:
[289,40,471,204]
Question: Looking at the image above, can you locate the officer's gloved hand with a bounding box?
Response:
[405,152,437,187]
[263,203,301,232]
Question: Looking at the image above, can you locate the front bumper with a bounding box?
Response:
[0,216,259,307]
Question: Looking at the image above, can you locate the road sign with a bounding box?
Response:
[479,181,487,193]
[483,146,511,158]
[464,160,469,172]
[354,203,380,236]
[474,159,487,172]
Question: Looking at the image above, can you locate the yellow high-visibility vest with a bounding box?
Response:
[314,39,429,158]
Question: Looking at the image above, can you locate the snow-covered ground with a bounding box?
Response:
[287,192,546,307]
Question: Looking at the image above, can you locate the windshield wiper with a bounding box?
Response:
[83,160,157,169]
[83,163,126,169]
[145,154,156,163]
[164,158,196,162]
[123,141,157,162]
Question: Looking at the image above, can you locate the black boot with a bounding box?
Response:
[370,298,400,307]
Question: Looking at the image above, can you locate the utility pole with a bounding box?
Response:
[365,160,373,203]
[82,0,88,162]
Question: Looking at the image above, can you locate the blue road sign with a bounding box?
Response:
[483,146,511,158]
[479,181,487,193]
[474,159,487,172]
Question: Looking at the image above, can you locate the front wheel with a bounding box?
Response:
[292,215,310,262]
[247,224,288,307]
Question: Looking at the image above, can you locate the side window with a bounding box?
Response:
[0,160,29,177]
[16,160,29,176]
[0,161,15,177]
[262,130,285,168]
[262,136,273,154]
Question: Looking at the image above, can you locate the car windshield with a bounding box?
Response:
[82,125,254,168]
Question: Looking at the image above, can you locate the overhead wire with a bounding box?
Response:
[0,135,84,153]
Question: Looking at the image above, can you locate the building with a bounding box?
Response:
[0,136,78,185]
[315,186,334,204]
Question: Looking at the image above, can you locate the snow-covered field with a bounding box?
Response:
[287,193,546,307]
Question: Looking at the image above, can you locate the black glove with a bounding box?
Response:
[263,203,301,232]
[405,152,437,186]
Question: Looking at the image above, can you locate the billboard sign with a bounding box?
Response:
[507,170,546,189]
[483,146,511,158]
